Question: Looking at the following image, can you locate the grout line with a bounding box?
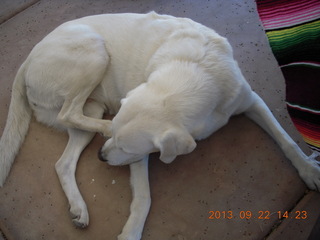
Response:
[0,0,41,25]
[263,190,308,239]
[0,220,15,240]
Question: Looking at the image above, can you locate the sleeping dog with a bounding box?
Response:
[1,12,319,240]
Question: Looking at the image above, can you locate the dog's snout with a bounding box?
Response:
[98,148,107,162]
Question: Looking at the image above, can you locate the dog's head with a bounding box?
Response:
[98,83,196,166]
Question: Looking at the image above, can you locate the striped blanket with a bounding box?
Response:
[256,0,320,152]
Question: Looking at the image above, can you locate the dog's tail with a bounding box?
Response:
[0,62,32,187]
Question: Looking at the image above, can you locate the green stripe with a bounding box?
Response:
[267,20,320,40]
[266,20,320,52]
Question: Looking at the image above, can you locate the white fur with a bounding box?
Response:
[1,12,319,240]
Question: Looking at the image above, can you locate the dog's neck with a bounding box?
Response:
[148,60,209,97]
[144,61,213,127]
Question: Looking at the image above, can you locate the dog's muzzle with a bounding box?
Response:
[98,147,107,162]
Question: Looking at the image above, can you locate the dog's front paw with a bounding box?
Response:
[101,120,112,138]
[69,203,89,228]
[299,153,320,191]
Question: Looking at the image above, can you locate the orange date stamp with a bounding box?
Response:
[208,210,308,220]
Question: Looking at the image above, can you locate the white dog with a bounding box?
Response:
[0,12,319,240]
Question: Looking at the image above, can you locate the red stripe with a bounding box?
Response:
[259,1,315,16]
[257,0,316,11]
[257,0,319,22]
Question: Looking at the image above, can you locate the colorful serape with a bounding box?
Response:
[256,0,320,152]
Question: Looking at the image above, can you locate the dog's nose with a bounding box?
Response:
[98,148,107,162]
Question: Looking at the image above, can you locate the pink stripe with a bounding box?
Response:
[266,8,319,22]
[262,9,320,29]
[258,0,317,16]
[259,1,319,22]
[258,0,318,13]
[261,5,316,20]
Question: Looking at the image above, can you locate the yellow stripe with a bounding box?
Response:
[266,20,320,41]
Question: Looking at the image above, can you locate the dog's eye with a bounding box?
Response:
[119,146,129,153]
[120,146,137,155]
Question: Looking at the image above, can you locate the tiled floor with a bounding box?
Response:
[0,1,319,239]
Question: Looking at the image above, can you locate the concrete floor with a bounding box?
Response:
[0,0,319,239]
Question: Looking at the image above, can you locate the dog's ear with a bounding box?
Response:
[154,128,196,164]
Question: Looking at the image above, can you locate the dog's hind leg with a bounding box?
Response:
[245,92,320,191]
[58,95,112,138]
[118,156,151,240]
[56,75,112,138]
[55,128,93,228]
[31,26,113,137]
[55,101,104,228]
